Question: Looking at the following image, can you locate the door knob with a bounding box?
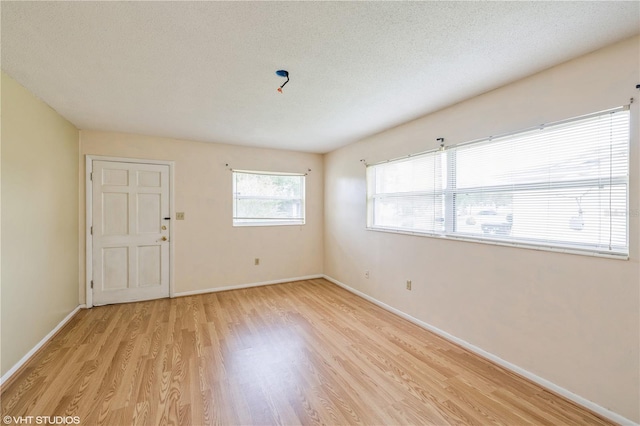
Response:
[161,236,167,241]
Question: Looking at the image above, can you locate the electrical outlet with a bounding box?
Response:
[254,258,260,266]
[365,270,369,279]
[406,280,412,290]
[176,212,185,220]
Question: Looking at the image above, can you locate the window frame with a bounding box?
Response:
[366,106,630,259]
[366,151,447,234]
[232,169,306,227]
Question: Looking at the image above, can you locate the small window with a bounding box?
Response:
[233,170,305,226]
[367,152,446,234]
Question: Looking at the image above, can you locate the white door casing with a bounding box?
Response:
[91,160,171,306]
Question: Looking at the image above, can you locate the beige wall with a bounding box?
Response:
[324,36,640,422]
[79,131,323,301]
[1,72,79,376]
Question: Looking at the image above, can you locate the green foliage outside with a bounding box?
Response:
[234,173,304,220]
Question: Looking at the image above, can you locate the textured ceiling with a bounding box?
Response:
[2,1,639,153]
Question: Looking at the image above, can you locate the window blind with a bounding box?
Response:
[367,107,630,256]
[367,151,446,233]
[233,171,305,226]
[450,108,629,254]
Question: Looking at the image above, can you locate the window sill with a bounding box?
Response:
[234,221,305,227]
[367,226,629,260]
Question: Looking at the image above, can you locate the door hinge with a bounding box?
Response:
[90,226,93,235]
[91,280,94,289]
[90,172,93,181]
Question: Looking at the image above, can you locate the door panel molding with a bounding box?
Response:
[86,155,175,308]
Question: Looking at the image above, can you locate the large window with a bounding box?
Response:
[233,170,305,226]
[367,107,630,256]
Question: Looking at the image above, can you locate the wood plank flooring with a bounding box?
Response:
[1,279,613,425]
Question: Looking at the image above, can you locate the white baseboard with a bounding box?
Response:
[1,304,84,386]
[172,274,324,297]
[322,275,638,426]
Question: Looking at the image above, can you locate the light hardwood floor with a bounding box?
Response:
[2,278,613,425]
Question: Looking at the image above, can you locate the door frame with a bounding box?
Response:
[85,155,175,308]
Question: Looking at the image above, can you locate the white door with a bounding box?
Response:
[92,160,170,305]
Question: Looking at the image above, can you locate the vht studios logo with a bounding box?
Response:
[2,416,80,425]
